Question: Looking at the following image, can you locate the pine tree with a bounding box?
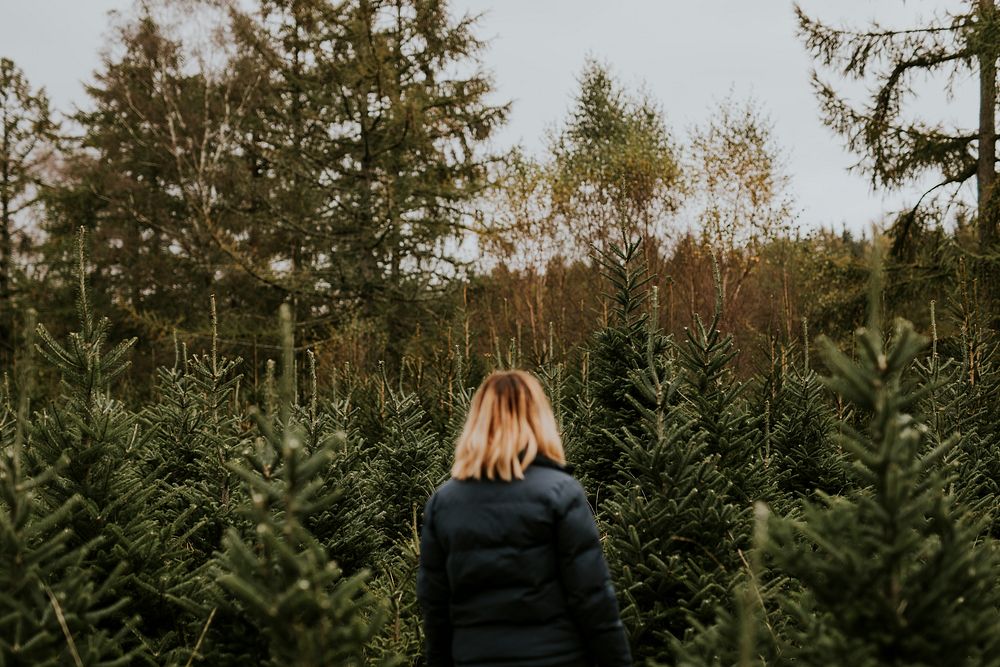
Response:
[572,232,665,502]
[603,332,745,662]
[674,262,767,504]
[28,230,203,661]
[216,304,382,667]
[0,312,130,665]
[762,314,1000,665]
[766,326,847,500]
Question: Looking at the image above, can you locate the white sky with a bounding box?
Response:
[1,0,978,235]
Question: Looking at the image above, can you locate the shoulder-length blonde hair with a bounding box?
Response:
[452,370,565,481]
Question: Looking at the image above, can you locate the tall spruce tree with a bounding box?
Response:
[228,0,509,359]
[42,12,258,366]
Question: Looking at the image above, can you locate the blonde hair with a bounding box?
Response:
[452,370,566,481]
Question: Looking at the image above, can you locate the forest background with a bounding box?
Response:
[4,0,997,387]
[3,1,1000,665]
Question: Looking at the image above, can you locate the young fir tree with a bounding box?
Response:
[603,328,746,662]
[297,350,383,576]
[362,356,457,664]
[0,313,130,666]
[674,261,767,505]
[364,519,425,665]
[29,230,201,661]
[766,324,847,501]
[918,300,1000,536]
[216,304,382,667]
[776,314,1000,664]
[365,368,450,552]
[682,302,1000,665]
[134,298,261,664]
[572,232,665,503]
[443,347,474,445]
[678,267,1000,667]
[143,297,245,560]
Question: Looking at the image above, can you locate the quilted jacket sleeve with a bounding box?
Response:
[417,493,453,666]
[553,478,632,667]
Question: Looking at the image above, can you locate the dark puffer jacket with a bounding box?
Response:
[417,456,632,667]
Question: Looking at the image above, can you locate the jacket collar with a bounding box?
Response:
[530,454,574,475]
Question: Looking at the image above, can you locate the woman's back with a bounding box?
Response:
[418,454,632,666]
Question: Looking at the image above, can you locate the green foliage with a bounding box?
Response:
[364,368,450,552]
[603,334,745,662]
[551,58,682,254]
[572,233,665,502]
[769,318,1000,664]
[765,337,847,501]
[27,231,203,662]
[674,267,767,504]
[0,58,57,369]
[795,2,1000,248]
[0,314,130,666]
[216,305,382,667]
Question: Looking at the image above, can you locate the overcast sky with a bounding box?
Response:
[1,1,977,234]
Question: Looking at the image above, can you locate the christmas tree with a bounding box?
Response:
[216,304,382,666]
[603,330,745,662]
[0,312,132,665]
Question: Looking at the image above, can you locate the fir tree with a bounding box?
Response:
[572,232,665,503]
[766,315,1000,665]
[677,284,1000,666]
[143,297,245,560]
[919,300,1000,536]
[767,325,847,500]
[298,351,382,576]
[365,368,450,553]
[28,230,201,661]
[0,312,130,666]
[603,332,745,662]
[216,304,382,667]
[674,261,767,504]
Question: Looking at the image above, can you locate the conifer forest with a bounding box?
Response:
[4,1,1000,665]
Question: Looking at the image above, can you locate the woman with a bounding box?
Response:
[417,370,632,667]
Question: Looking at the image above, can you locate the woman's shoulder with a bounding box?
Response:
[428,458,582,508]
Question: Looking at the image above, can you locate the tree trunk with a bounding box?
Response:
[978,0,998,248]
